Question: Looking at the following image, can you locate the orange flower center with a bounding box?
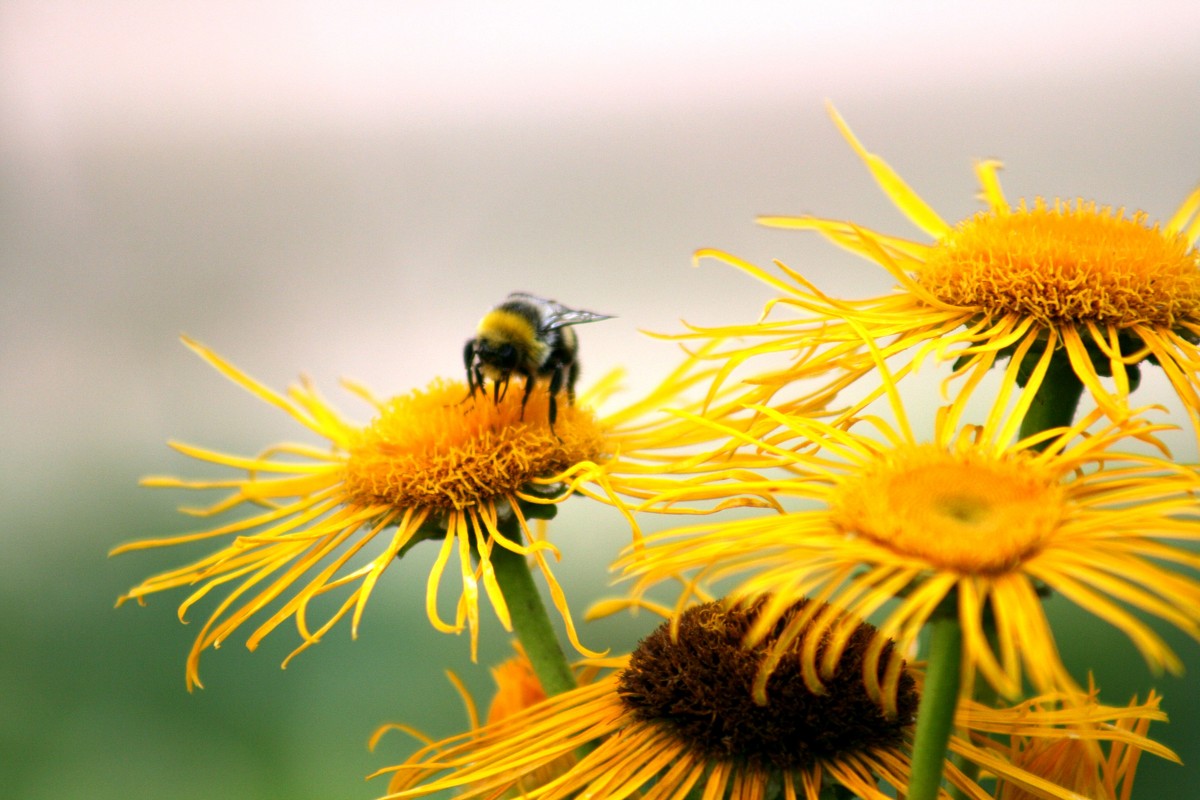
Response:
[342,379,606,510]
[921,200,1200,326]
[486,652,547,725]
[832,445,1063,573]
[1000,737,1104,800]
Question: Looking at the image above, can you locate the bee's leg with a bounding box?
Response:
[461,341,480,405]
[565,360,580,406]
[495,376,509,404]
[519,370,536,421]
[546,364,565,434]
[463,341,475,378]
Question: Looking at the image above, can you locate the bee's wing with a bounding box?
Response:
[544,307,614,330]
[508,292,614,331]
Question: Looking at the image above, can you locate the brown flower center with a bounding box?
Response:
[617,599,917,771]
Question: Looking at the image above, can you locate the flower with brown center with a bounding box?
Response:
[372,597,1159,800]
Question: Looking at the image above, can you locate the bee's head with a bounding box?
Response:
[473,308,546,373]
[472,333,520,372]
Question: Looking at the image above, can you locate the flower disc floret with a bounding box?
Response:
[343,380,607,511]
[923,200,1200,327]
[618,599,917,771]
[832,444,1062,574]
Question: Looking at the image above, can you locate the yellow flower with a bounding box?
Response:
[372,645,581,795]
[372,598,1133,800]
[113,337,726,690]
[484,645,547,725]
[960,683,1178,800]
[618,371,1200,705]
[687,106,1200,433]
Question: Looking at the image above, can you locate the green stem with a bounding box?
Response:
[947,624,1000,800]
[1018,348,1085,446]
[488,522,576,697]
[906,607,963,800]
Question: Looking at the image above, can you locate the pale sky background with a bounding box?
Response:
[5,0,1199,490]
[3,2,1200,798]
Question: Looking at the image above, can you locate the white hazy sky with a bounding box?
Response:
[4,1,1199,147]
[3,0,1200,508]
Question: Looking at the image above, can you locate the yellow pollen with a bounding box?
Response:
[831,445,1063,573]
[342,379,606,510]
[921,199,1200,326]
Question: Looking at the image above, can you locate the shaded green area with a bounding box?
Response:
[1047,592,1200,793]
[3,454,1196,799]
[2,466,509,800]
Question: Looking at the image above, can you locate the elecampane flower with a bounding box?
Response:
[113,337,735,689]
[371,645,581,795]
[959,683,1177,800]
[483,648,547,724]
[372,598,1140,800]
[618,365,1200,705]
[683,106,1200,435]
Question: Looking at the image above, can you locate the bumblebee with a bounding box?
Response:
[464,292,613,429]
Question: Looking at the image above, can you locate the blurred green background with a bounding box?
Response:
[4,2,1200,798]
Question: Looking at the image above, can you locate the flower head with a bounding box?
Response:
[369,643,584,797]
[484,646,548,725]
[373,597,1139,800]
[618,369,1200,705]
[961,682,1178,800]
[375,598,924,800]
[113,337,718,689]
[685,106,1200,436]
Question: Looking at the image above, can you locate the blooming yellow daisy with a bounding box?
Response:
[483,646,548,724]
[617,366,1200,705]
[372,644,584,796]
[685,106,1200,437]
[372,597,1146,800]
[113,337,743,690]
[966,685,1176,800]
